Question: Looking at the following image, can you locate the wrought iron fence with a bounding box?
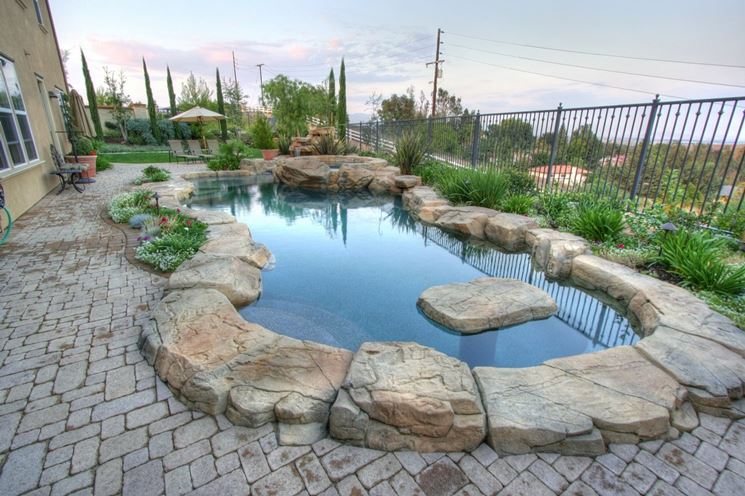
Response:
[347,96,745,213]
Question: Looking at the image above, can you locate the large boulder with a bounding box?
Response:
[329,342,486,452]
[402,186,449,222]
[526,228,589,279]
[240,158,276,175]
[394,175,422,189]
[433,206,499,239]
[274,157,331,189]
[474,346,684,454]
[149,289,353,445]
[167,253,261,307]
[417,278,557,333]
[199,222,273,269]
[484,213,539,251]
[336,164,375,190]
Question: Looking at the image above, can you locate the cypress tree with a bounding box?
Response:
[336,58,347,140]
[166,65,180,138]
[215,68,228,141]
[143,58,160,142]
[81,50,102,138]
[327,68,336,126]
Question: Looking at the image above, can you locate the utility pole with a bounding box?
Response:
[426,28,443,118]
[256,63,265,106]
[232,51,238,84]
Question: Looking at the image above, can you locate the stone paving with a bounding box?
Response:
[0,162,743,496]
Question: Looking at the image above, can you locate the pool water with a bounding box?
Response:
[185,176,638,368]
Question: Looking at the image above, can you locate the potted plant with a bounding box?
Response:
[251,116,278,160]
[66,136,97,178]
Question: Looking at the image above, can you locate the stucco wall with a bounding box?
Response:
[0,0,70,226]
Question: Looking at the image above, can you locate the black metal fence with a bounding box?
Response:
[348,96,745,213]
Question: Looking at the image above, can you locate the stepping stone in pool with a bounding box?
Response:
[417,277,557,334]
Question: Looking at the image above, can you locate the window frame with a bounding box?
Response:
[32,0,44,26]
[0,55,41,177]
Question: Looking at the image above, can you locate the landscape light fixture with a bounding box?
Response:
[152,192,160,213]
[658,222,678,256]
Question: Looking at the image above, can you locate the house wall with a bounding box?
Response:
[0,0,70,226]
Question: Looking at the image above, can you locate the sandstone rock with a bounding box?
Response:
[474,354,675,455]
[433,206,499,238]
[167,253,262,306]
[636,326,745,408]
[180,207,236,225]
[147,289,353,443]
[417,277,556,333]
[273,158,330,189]
[671,402,698,432]
[484,213,539,251]
[337,164,375,190]
[394,175,422,189]
[526,228,589,279]
[200,223,273,269]
[240,158,275,175]
[329,342,486,452]
[402,186,449,221]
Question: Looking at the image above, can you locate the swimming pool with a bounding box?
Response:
[184,175,638,368]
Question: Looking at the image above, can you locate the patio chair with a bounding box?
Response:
[167,140,192,162]
[186,140,204,160]
[200,139,220,160]
[48,145,95,194]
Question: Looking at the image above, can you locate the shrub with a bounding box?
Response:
[536,193,573,228]
[134,213,207,271]
[713,208,745,239]
[157,119,176,141]
[312,134,344,155]
[74,136,95,155]
[393,131,428,175]
[571,204,625,242]
[108,190,153,223]
[659,230,745,295]
[502,168,536,196]
[142,166,170,182]
[207,139,250,171]
[104,121,118,131]
[96,155,112,172]
[126,118,157,145]
[278,134,292,155]
[501,194,535,215]
[250,116,275,149]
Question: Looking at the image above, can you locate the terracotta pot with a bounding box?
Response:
[261,149,279,161]
[66,154,97,178]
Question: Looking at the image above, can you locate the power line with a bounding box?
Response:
[447,31,745,69]
[447,53,688,100]
[447,43,745,89]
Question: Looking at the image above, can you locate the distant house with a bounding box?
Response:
[600,154,627,167]
[529,164,590,189]
[1,0,72,221]
[85,103,149,127]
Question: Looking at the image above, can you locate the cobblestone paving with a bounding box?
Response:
[0,163,744,496]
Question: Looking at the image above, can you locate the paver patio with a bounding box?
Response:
[0,163,743,496]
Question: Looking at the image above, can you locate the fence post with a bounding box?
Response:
[546,103,563,191]
[359,122,363,148]
[630,95,661,200]
[375,120,380,153]
[470,112,481,168]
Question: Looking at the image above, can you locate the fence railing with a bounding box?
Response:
[346,96,745,213]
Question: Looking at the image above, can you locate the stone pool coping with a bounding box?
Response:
[137,167,745,456]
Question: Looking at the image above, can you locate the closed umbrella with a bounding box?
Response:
[169,106,225,148]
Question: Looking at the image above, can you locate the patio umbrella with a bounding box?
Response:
[169,106,225,148]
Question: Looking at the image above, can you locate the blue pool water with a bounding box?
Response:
[185,175,638,368]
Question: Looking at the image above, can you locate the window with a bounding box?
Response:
[32,0,44,25]
[0,56,38,173]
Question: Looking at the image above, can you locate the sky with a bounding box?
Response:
[51,0,745,123]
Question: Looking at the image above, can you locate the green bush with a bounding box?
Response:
[207,139,250,171]
[74,136,95,155]
[393,131,428,175]
[96,155,113,172]
[134,213,208,272]
[278,134,292,155]
[108,190,153,223]
[536,192,574,228]
[312,134,344,155]
[571,204,625,242]
[126,118,157,145]
[502,168,536,196]
[250,116,276,149]
[713,208,745,239]
[142,166,170,182]
[659,230,745,295]
[501,194,535,215]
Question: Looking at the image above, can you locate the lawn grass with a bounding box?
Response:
[100,148,263,164]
